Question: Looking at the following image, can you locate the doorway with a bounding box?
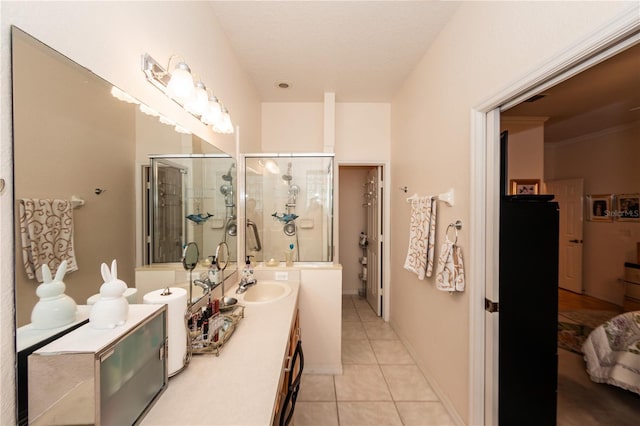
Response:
[500,39,640,419]
[473,21,640,426]
[338,165,384,317]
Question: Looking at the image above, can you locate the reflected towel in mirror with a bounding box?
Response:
[19,199,78,282]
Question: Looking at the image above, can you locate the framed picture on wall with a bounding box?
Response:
[510,179,540,195]
[587,194,614,222]
[616,193,640,221]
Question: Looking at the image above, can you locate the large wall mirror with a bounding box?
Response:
[12,26,236,423]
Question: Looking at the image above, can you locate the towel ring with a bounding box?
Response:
[446,220,462,244]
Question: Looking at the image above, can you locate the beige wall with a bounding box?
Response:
[261,103,324,152]
[501,118,547,192]
[335,103,391,163]
[546,122,640,305]
[261,101,391,162]
[390,1,633,423]
[1,2,260,423]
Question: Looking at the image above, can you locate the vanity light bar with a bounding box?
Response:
[141,53,234,134]
[141,53,172,91]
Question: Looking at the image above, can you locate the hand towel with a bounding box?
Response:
[404,196,437,279]
[19,199,78,282]
[435,236,465,292]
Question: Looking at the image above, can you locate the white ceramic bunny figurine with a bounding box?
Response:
[89,259,129,329]
[31,260,78,330]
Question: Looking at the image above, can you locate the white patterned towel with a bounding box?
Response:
[404,196,437,279]
[19,199,78,282]
[435,236,465,292]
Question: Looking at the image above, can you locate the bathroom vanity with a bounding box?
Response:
[140,278,301,425]
[137,262,342,425]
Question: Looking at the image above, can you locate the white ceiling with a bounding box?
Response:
[209,1,460,102]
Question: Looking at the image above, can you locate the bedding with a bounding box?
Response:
[582,311,640,395]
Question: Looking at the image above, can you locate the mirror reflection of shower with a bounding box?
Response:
[221,163,236,243]
[149,155,238,265]
[220,162,261,253]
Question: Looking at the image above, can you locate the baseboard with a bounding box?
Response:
[303,364,343,375]
[389,320,465,426]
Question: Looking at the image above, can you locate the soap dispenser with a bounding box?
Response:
[242,255,255,283]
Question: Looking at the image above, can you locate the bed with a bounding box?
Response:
[582,310,640,395]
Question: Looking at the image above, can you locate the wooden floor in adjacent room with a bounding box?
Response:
[559,287,640,312]
[558,288,623,312]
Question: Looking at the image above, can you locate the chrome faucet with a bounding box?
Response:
[193,278,212,292]
[236,278,257,294]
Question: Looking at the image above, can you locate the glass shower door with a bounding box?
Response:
[152,160,185,263]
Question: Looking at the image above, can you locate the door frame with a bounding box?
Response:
[336,161,391,321]
[468,9,640,425]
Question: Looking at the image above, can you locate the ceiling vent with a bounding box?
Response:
[524,94,547,103]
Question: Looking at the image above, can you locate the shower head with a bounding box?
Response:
[282,162,293,182]
[222,163,235,181]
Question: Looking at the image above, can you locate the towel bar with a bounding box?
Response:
[70,196,85,208]
[405,188,455,207]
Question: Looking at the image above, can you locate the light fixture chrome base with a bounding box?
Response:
[141,53,171,92]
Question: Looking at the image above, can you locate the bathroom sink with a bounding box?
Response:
[240,281,291,304]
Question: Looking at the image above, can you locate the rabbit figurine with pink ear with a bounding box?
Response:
[31,260,78,330]
[89,259,129,329]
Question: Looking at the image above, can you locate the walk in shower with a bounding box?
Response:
[150,154,237,264]
[245,154,334,263]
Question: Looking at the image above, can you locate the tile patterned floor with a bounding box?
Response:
[293,295,455,425]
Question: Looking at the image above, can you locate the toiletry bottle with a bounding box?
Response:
[243,255,254,282]
[208,255,218,285]
[285,243,294,267]
[202,319,209,342]
[213,298,220,342]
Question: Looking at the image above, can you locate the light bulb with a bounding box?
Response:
[202,96,223,126]
[221,109,234,134]
[166,61,195,102]
[184,81,208,116]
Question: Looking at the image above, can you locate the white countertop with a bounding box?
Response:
[141,280,300,426]
[16,305,91,352]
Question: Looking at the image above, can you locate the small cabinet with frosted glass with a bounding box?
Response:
[28,304,167,425]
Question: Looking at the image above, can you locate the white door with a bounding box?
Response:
[546,179,584,293]
[366,167,382,315]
